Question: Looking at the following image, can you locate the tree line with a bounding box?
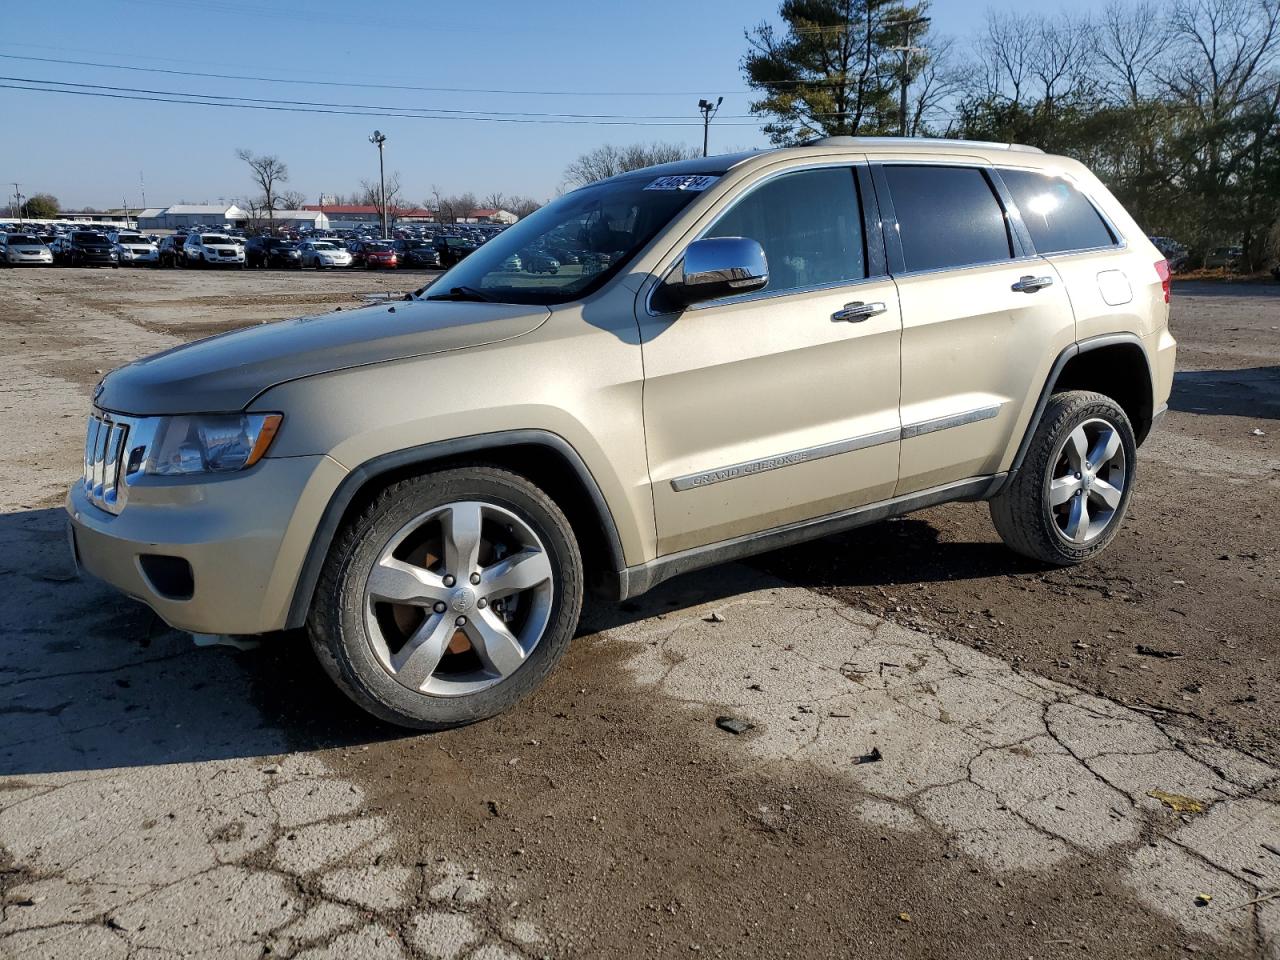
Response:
[739,0,1280,268]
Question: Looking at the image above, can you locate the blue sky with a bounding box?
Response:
[1,0,1107,210]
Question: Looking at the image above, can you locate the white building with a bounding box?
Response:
[138,205,246,230]
[135,205,328,232]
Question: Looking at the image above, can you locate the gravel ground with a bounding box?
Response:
[0,268,1276,959]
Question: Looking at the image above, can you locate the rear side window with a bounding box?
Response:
[883,165,1011,272]
[1000,168,1116,254]
[705,167,865,295]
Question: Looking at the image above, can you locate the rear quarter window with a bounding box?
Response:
[883,165,1012,272]
[1000,168,1117,254]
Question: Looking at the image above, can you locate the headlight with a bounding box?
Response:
[147,413,283,476]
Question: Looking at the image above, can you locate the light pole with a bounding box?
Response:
[369,129,388,239]
[888,16,929,137]
[698,97,723,158]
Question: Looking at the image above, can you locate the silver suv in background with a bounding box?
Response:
[68,137,1175,730]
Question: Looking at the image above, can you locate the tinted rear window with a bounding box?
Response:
[884,166,1012,272]
[1000,168,1116,254]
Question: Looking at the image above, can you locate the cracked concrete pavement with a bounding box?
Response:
[609,568,1280,954]
[2,269,1278,958]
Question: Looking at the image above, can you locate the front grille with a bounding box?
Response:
[83,412,129,513]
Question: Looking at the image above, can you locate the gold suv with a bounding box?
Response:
[67,137,1176,728]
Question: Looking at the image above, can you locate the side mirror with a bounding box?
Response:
[666,237,769,308]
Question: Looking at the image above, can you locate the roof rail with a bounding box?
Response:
[799,135,1044,154]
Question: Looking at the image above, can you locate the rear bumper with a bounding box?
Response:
[66,454,347,635]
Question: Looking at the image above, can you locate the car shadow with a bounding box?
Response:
[3,502,1030,777]
[1169,366,1280,420]
[0,507,394,776]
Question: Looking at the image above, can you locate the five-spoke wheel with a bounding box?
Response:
[309,467,582,730]
[364,501,555,698]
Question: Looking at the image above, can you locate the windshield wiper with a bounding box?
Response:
[426,285,492,302]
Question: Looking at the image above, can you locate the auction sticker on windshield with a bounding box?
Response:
[644,175,720,191]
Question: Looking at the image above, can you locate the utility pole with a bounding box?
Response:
[889,16,929,137]
[139,170,147,210]
[11,183,22,224]
[369,130,388,239]
[697,97,723,157]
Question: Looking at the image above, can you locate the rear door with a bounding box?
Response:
[873,160,1077,496]
[640,163,903,556]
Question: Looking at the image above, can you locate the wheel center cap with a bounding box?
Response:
[451,587,476,613]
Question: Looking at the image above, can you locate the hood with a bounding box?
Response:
[97,299,550,415]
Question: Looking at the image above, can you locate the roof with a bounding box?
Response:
[163,204,243,216]
[138,208,167,218]
[802,135,1043,153]
[303,204,434,217]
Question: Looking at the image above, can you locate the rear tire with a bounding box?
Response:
[990,390,1136,565]
[309,466,583,730]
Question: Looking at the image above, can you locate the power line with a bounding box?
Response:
[0,52,880,95]
[0,78,766,126]
[0,75,754,121]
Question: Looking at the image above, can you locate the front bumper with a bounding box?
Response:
[66,454,346,635]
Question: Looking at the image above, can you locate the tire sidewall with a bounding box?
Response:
[313,469,582,729]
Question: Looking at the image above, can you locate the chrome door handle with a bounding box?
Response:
[1011,275,1054,293]
[832,301,887,322]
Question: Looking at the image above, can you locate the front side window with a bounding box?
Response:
[704,167,865,295]
[884,165,1012,272]
[1000,168,1116,254]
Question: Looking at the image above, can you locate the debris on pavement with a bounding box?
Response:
[1195,893,1213,907]
[854,747,883,765]
[715,716,753,735]
[704,611,726,623]
[1148,790,1206,814]
[897,911,912,923]
[1251,428,1266,436]
[1136,644,1184,659]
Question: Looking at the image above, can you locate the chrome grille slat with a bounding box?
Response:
[82,411,134,514]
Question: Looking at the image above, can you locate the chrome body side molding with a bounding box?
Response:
[670,428,900,492]
[670,404,1004,492]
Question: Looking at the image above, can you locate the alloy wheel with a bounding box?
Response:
[1047,417,1127,544]
[362,501,554,698]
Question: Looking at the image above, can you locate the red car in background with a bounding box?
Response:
[348,240,399,270]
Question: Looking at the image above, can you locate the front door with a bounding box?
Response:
[639,165,902,556]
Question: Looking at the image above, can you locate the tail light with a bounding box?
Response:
[1154,259,1171,303]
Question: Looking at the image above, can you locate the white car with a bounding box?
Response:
[110,233,160,266]
[183,233,246,268]
[1,232,54,266]
[299,240,352,269]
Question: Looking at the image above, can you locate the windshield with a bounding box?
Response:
[312,242,337,250]
[270,240,296,249]
[426,174,711,304]
[6,235,40,245]
[202,235,231,245]
[118,236,148,246]
[73,232,106,243]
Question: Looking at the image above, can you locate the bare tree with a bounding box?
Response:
[563,142,699,187]
[981,11,1037,104]
[507,196,543,219]
[276,190,308,212]
[235,149,289,232]
[358,173,403,235]
[907,36,967,134]
[482,191,508,213]
[1096,0,1172,104]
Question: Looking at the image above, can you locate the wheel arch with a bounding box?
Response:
[1003,333,1156,488]
[284,430,628,630]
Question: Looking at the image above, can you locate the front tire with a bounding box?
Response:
[309,466,584,730]
[990,390,1136,565]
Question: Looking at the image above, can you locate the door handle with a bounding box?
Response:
[832,301,887,322]
[1011,275,1054,293]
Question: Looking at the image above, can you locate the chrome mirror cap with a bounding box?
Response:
[675,237,769,305]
